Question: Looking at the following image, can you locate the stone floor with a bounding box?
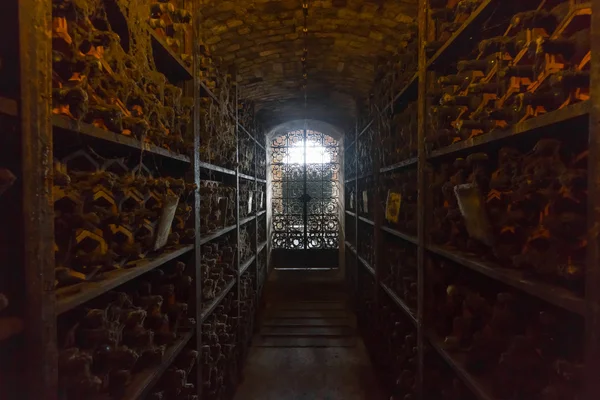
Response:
[233,279,384,400]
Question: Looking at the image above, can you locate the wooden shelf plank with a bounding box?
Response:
[427,334,496,400]
[257,210,266,217]
[239,172,255,181]
[357,120,374,140]
[428,101,591,160]
[119,331,194,400]
[0,96,18,116]
[240,215,256,226]
[56,245,194,315]
[198,161,236,176]
[388,73,418,113]
[427,245,585,315]
[426,0,494,69]
[345,241,357,256]
[380,157,418,173]
[199,224,237,246]
[380,282,417,326]
[147,27,193,82]
[344,138,356,152]
[381,226,418,245]
[345,210,356,217]
[257,177,267,184]
[358,216,374,226]
[358,255,375,277]
[258,241,267,253]
[240,255,256,275]
[53,115,191,163]
[201,280,236,322]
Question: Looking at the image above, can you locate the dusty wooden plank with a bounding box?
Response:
[427,245,585,315]
[53,115,191,163]
[200,280,236,322]
[56,245,194,315]
[427,335,495,400]
[147,25,192,82]
[19,0,57,398]
[586,0,600,397]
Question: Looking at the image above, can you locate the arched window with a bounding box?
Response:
[270,129,340,268]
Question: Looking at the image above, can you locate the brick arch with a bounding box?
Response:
[199,0,417,129]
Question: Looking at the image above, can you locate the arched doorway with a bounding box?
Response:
[270,129,341,269]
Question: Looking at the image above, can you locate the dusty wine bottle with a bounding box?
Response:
[150,2,175,18]
[498,65,536,79]
[549,70,590,90]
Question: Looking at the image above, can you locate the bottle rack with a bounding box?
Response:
[345,0,599,399]
[0,1,268,399]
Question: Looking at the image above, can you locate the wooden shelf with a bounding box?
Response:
[388,73,419,114]
[345,210,356,217]
[358,216,374,226]
[200,280,236,322]
[380,157,418,173]
[380,282,417,326]
[427,334,495,400]
[344,138,356,152]
[0,96,18,117]
[147,27,193,82]
[258,241,267,253]
[427,245,585,316]
[239,172,255,181]
[199,224,237,246]
[358,255,375,277]
[53,115,191,163]
[257,210,266,217]
[345,241,357,255]
[198,161,236,176]
[240,255,256,275]
[240,215,256,226]
[56,245,194,315]
[237,122,266,151]
[256,177,267,184]
[117,331,194,400]
[357,120,374,140]
[426,0,494,69]
[381,226,418,245]
[428,101,591,160]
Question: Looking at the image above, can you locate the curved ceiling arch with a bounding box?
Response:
[199,0,417,131]
[266,119,344,141]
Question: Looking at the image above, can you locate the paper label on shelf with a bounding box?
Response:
[248,191,254,214]
[362,191,369,213]
[154,194,180,250]
[454,183,494,246]
[258,190,264,209]
[386,191,402,223]
[350,191,355,209]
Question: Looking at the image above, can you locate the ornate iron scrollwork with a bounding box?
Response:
[271,130,340,250]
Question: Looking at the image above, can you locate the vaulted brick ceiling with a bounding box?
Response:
[199,0,417,131]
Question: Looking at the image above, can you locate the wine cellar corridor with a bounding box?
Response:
[1,0,600,399]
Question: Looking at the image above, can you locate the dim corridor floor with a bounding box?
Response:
[233,280,384,400]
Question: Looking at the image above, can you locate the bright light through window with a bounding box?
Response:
[285,140,331,164]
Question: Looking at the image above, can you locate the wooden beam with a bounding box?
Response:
[19,0,56,398]
[586,0,600,398]
[416,0,428,397]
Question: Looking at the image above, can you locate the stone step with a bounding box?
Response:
[260,326,354,337]
[255,336,357,348]
[266,310,350,319]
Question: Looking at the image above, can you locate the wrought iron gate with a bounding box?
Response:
[271,129,340,269]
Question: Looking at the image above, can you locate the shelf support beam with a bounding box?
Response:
[19,0,56,398]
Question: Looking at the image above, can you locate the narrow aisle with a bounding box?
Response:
[234,282,384,400]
